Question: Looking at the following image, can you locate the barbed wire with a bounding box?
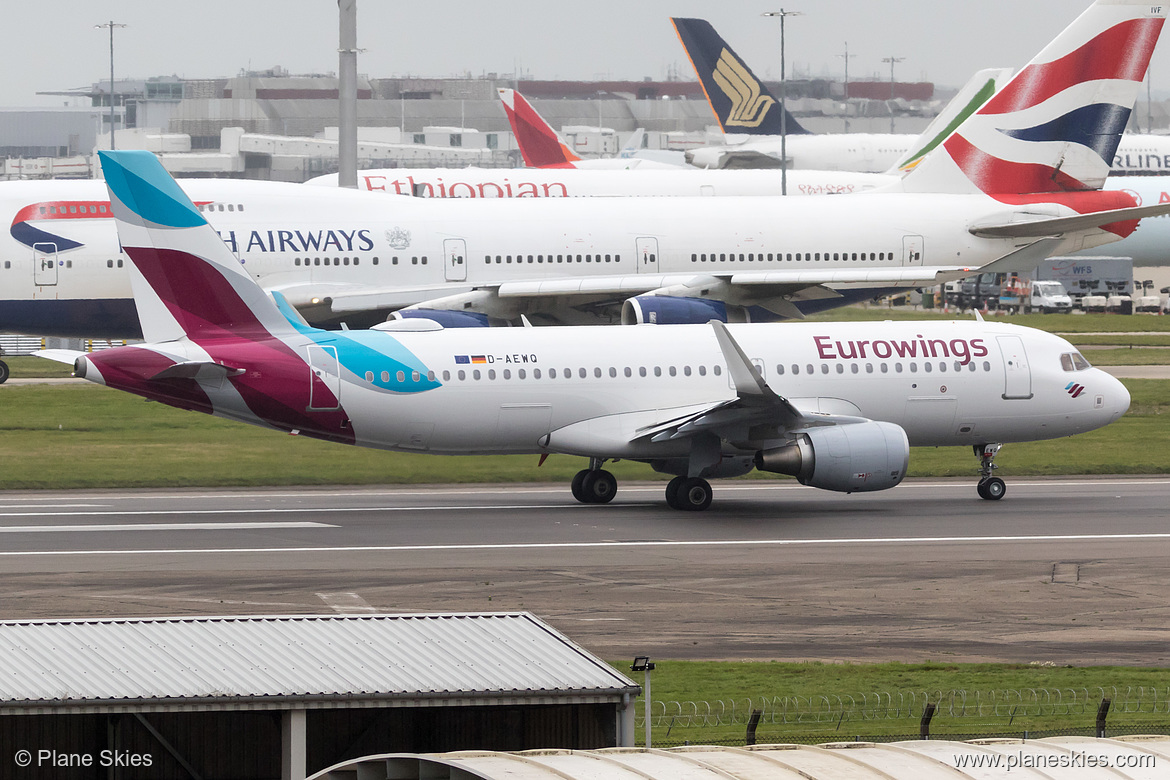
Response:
[637,686,1170,729]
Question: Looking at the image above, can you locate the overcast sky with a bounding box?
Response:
[5,1,1169,107]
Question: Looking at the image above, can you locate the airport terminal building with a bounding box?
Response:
[2,69,948,181]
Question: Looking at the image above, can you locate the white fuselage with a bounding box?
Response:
[0,178,1117,336]
[1093,177,1170,265]
[305,167,892,198]
[320,169,1170,266]
[100,319,1126,458]
[690,133,1170,177]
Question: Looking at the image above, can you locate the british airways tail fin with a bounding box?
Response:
[99,150,299,343]
[671,17,810,136]
[497,88,581,168]
[902,0,1166,194]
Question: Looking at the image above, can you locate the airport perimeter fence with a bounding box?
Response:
[641,686,1170,728]
[650,724,1170,749]
[636,687,1170,746]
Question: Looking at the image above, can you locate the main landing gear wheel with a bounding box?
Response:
[571,468,617,504]
[667,477,713,511]
[571,470,588,502]
[977,477,1006,501]
[0,360,8,384]
[974,443,1005,500]
[665,476,686,508]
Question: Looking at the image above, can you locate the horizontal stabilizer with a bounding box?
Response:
[970,202,1170,238]
[34,349,85,365]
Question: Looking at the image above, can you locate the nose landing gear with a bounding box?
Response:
[974,443,1006,500]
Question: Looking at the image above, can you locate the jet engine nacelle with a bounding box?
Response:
[392,309,490,328]
[622,296,731,325]
[754,421,909,493]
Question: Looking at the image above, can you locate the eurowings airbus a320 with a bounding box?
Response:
[38,151,1131,510]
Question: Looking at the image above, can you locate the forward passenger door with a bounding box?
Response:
[444,238,467,282]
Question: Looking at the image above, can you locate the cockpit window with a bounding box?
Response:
[1061,352,1091,371]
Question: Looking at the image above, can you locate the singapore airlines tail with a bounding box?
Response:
[497,88,582,168]
[901,0,1166,195]
[99,150,300,344]
[671,17,810,136]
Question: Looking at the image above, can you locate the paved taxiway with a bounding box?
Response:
[2,477,1168,664]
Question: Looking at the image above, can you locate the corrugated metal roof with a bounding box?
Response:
[310,737,1170,780]
[0,613,637,711]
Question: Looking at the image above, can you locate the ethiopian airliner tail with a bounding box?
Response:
[497,88,582,168]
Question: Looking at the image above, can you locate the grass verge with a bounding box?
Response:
[2,356,74,379]
[607,660,1170,744]
[0,380,1166,489]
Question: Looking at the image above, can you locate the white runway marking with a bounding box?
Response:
[4,531,1170,557]
[0,505,590,519]
[0,522,335,533]
[0,504,107,509]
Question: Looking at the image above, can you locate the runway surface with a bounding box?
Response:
[2,477,1169,664]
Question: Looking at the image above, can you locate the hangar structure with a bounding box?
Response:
[0,613,639,780]
[311,737,1170,779]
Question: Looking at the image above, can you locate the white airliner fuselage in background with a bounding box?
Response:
[688,132,1170,175]
[0,177,1150,338]
[305,167,892,197]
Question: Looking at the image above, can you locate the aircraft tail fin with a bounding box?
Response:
[619,128,646,157]
[99,150,299,343]
[902,0,1165,194]
[890,68,1014,175]
[497,88,581,167]
[671,17,810,136]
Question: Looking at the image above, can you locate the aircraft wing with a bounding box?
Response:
[497,273,719,298]
[546,321,863,467]
[311,240,1060,325]
[631,322,861,447]
[312,284,477,314]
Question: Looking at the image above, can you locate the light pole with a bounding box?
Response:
[95,21,127,150]
[762,10,802,196]
[882,56,905,134]
[337,0,358,189]
[837,43,855,132]
[630,656,655,748]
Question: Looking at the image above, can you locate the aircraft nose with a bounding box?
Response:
[1102,371,1130,421]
